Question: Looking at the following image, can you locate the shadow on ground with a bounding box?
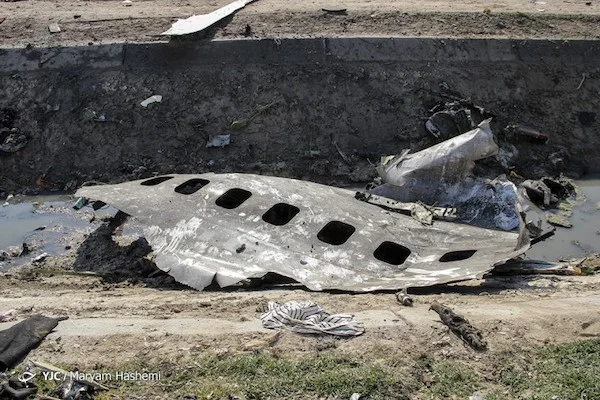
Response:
[71,212,185,290]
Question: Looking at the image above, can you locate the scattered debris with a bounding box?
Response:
[349,394,362,400]
[577,72,588,90]
[396,291,414,306]
[513,124,549,144]
[140,95,162,108]
[334,141,350,163]
[521,176,576,208]
[48,23,61,33]
[0,379,37,399]
[430,301,487,351]
[546,213,572,228]
[206,134,231,148]
[425,100,493,141]
[32,253,48,263]
[0,310,15,323]
[82,108,110,123]
[492,259,584,276]
[230,100,278,131]
[76,173,530,292]
[261,301,364,336]
[162,0,257,36]
[31,360,110,399]
[356,191,457,221]
[72,197,88,210]
[410,203,434,225]
[0,315,64,372]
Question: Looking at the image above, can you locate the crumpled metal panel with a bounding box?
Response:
[76,173,529,292]
[373,120,498,204]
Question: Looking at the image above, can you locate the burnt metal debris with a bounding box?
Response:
[430,301,487,351]
[76,172,529,292]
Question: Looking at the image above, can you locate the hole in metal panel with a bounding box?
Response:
[140,176,173,186]
[374,241,411,265]
[215,188,252,209]
[439,250,477,262]
[317,221,356,245]
[262,203,300,226]
[175,178,210,195]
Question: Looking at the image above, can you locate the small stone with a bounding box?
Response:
[48,23,61,33]
[546,213,572,228]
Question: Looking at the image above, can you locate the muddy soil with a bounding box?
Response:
[1,0,600,47]
[1,37,599,196]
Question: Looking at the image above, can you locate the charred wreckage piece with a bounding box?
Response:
[75,171,530,292]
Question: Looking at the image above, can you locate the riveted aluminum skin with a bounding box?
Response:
[76,173,529,292]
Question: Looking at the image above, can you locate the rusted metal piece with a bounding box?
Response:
[76,173,529,292]
[515,124,549,144]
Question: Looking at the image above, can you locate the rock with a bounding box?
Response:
[546,213,572,228]
[0,131,29,154]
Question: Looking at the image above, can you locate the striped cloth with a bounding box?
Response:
[260,301,365,337]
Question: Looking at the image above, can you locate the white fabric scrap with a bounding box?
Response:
[260,301,365,337]
[0,309,15,323]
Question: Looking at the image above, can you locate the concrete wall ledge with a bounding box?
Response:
[1,37,599,73]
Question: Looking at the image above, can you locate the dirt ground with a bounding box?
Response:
[1,0,600,47]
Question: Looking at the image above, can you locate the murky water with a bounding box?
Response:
[525,179,600,261]
[0,195,114,270]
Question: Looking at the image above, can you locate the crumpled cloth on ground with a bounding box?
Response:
[260,301,364,337]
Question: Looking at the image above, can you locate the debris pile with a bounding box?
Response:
[425,100,494,142]
[368,120,524,232]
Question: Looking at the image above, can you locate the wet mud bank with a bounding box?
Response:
[1,37,599,195]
